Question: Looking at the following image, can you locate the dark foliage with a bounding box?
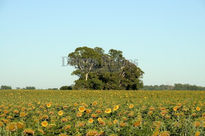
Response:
[60,86,72,90]
[0,85,12,90]
[25,86,36,90]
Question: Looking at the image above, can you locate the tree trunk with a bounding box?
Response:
[85,73,88,81]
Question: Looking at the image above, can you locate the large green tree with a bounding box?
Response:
[68,47,102,81]
[68,46,144,90]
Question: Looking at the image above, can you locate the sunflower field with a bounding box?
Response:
[0,90,205,136]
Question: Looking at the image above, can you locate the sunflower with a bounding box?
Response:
[92,101,98,106]
[120,122,126,127]
[41,121,48,127]
[98,120,106,126]
[7,116,12,119]
[196,107,200,111]
[41,114,49,120]
[148,111,153,115]
[74,103,78,106]
[192,113,197,117]
[202,113,205,118]
[91,114,97,118]
[105,108,112,114]
[95,109,102,114]
[20,112,27,117]
[149,106,155,111]
[61,117,68,122]
[113,105,119,111]
[195,131,200,136]
[4,110,9,114]
[58,110,64,116]
[79,106,86,113]
[6,123,17,132]
[23,129,35,136]
[152,129,160,136]
[76,112,83,117]
[193,121,201,128]
[0,121,3,127]
[88,118,94,124]
[76,122,85,127]
[2,119,9,124]
[46,103,52,108]
[86,130,99,136]
[129,104,134,109]
[16,122,24,129]
[133,121,141,127]
[63,124,71,130]
[159,131,170,136]
[97,117,103,122]
[86,109,92,114]
[113,119,118,124]
[13,110,19,114]
[173,106,178,112]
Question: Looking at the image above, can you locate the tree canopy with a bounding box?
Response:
[68,46,144,90]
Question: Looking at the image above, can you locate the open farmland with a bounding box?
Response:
[0,90,205,136]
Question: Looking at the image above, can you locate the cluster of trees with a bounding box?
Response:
[24,86,36,90]
[0,86,36,90]
[0,85,12,90]
[16,86,36,90]
[48,88,59,90]
[0,85,72,90]
[59,86,72,90]
[68,46,144,90]
[143,84,205,90]
[173,84,205,90]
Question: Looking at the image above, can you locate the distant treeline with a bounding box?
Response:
[143,84,205,90]
[0,85,36,90]
[0,85,72,90]
[0,85,12,90]
[1,84,205,90]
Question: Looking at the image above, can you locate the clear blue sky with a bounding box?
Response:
[0,0,205,89]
